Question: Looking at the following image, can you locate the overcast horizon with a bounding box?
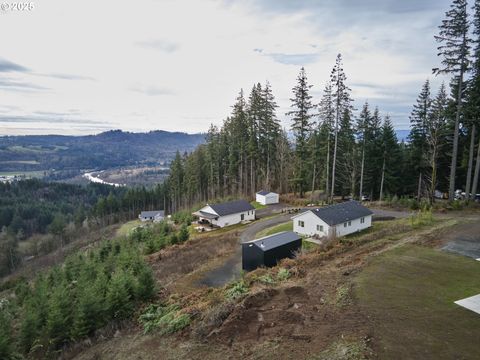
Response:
[0,0,452,136]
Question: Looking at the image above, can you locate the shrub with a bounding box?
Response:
[276,268,291,281]
[258,274,276,285]
[225,280,249,300]
[139,303,191,335]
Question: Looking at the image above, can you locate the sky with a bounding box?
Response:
[0,0,453,136]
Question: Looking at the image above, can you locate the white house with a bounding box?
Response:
[292,201,373,238]
[256,190,280,205]
[193,199,255,228]
[139,210,165,222]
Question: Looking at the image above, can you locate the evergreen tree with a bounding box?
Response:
[408,80,432,200]
[466,0,480,199]
[357,102,373,200]
[330,54,354,201]
[317,83,335,198]
[379,115,401,200]
[433,0,471,201]
[286,67,315,197]
[426,83,449,202]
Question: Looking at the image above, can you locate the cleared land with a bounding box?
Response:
[355,244,480,360]
[65,210,480,360]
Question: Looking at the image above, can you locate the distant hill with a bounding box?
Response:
[0,130,205,174]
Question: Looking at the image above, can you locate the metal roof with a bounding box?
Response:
[140,210,165,218]
[245,231,301,251]
[208,199,255,216]
[295,201,373,226]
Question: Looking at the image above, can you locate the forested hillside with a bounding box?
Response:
[0,179,168,277]
[0,130,205,176]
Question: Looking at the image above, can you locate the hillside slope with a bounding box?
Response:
[0,130,205,173]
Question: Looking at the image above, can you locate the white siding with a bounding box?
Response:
[293,211,331,237]
[293,211,372,238]
[199,205,218,215]
[333,215,372,237]
[212,210,255,227]
[256,192,279,205]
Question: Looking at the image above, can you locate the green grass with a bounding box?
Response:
[256,222,293,238]
[250,201,267,209]
[355,244,480,359]
[116,219,142,237]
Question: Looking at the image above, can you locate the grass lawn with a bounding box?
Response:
[256,222,293,238]
[250,201,267,209]
[116,219,142,237]
[355,244,480,359]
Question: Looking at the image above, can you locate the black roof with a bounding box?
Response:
[245,231,301,251]
[209,199,255,216]
[256,190,274,196]
[301,201,373,226]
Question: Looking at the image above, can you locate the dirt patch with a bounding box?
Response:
[147,231,239,291]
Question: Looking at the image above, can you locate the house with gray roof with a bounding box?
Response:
[193,199,255,228]
[256,190,279,205]
[291,201,373,238]
[139,210,165,222]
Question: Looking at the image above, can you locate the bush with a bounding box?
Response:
[139,303,191,335]
[276,268,291,281]
[258,274,276,285]
[225,280,249,300]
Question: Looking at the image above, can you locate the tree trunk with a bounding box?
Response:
[325,132,330,201]
[430,146,438,204]
[330,113,339,203]
[379,156,386,202]
[417,173,422,202]
[359,139,366,200]
[448,69,464,202]
[471,135,480,200]
[465,124,476,202]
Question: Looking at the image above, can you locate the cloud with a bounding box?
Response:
[0,58,29,73]
[0,77,49,92]
[0,113,106,125]
[130,85,175,96]
[256,51,320,65]
[42,73,96,81]
[135,39,179,53]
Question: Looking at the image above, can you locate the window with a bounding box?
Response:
[344,223,347,228]
[316,224,324,232]
[298,220,305,228]
[348,221,351,226]
[360,217,365,224]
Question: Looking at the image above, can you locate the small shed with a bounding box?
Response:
[256,190,280,205]
[242,231,302,271]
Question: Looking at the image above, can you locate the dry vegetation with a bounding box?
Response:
[66,211,478,360]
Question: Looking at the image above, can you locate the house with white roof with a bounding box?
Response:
[193,199,255,228]
[139,210,165,222]
[256,190,279,205]
[292,201,373,238]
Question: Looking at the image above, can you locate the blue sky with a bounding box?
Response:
[0,0,452,135]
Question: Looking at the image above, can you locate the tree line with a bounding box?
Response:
[162,0,480,210]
